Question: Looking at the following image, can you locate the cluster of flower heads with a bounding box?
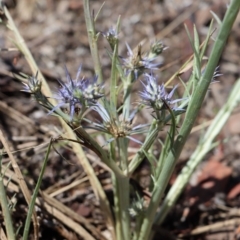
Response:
[23,65,184,121]
[102,27,165,80]
[23,26,186,143]
[22,63,186,145]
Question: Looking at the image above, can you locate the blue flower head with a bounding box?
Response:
[121,44,160,80]
[140,73,184,111]
[51,65,104,120]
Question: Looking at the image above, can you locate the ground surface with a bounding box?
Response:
[0,0,240,239]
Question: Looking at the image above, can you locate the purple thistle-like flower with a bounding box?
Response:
[140,73,184,111]
[121,43,160,80]
[51,65,104,120]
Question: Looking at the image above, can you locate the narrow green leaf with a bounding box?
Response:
[210,10,222,25]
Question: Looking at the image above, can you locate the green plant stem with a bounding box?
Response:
[114,138,130,239]
[126,120,160,175]
[112,174,121,240]
[110,44,118,111]
[138,1,240,239]
[155,78,240,226]
[132,213,144,240]
[83,0,103,83]
[22,140,52,240]
[109,16,121,111]
[117,138,128,172]
[0,162,15,240]
[122,73,134,119]
[114,175,130,240]
[157,106,176,178]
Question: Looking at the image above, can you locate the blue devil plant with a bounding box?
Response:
[23,40,185,240]
[22,0,240,239]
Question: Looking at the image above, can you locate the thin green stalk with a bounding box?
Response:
[157,107,176,178]
[110,44,119,112]
[22,140,52,240]
[115,138,130,240]
[118,70,133,194]
[115,175,130,240]
[126,120,160,175]
[0,154,15,240]
[109,26,131,235]
[112,174,121,240]
[122,73,134,119]
[155,77,240,225]
[117,138,128,172]
[138,1,240,239]
[157,134,170,177]
[200,20,214,60]
[109,16,121,111]
[132,213,144,240]
[83,0,103,83]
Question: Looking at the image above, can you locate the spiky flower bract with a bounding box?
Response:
[51,65,104,120]
[22,73,42,94]
[22,74,52,110]
[121,44,160,80]
[90,103,149,145]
